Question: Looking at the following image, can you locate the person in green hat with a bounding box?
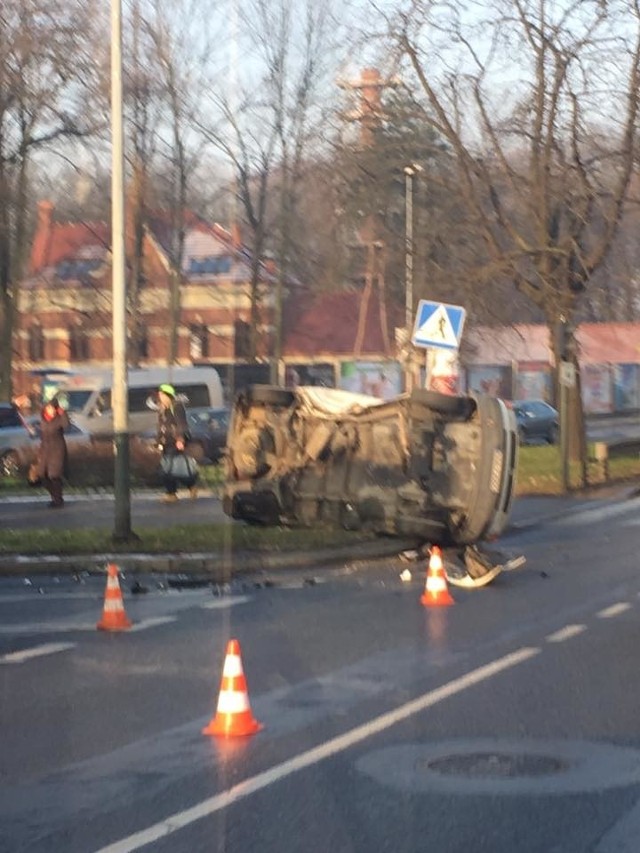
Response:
[156,384,197,501]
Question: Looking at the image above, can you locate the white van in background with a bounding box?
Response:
[52,366,224,437]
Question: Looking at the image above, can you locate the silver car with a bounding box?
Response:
[0,403,37,477]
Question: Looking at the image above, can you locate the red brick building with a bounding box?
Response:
[13,200,402,403]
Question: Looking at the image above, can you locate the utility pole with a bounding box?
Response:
[111,0,134,541]
[340,68,397,363]
[557,316,575,494]
[404,164,422,392]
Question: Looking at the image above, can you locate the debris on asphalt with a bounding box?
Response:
[399,550,420,563]
[130,581,149,594]
[399,568,412,582]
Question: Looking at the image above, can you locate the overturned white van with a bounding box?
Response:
[223,386,518,547]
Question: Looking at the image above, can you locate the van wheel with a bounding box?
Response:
[411,389,471,417]
[245,386,295,407]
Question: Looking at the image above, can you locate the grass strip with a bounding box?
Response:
[0,523,374,556]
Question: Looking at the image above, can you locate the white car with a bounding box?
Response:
[224,386,518,546]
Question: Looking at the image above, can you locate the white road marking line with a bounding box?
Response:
[0,622,97,635]
[199,595,250,610]
[128,617,177,633]
[545,624,587,643]
[561,498,640,527]
[0,594,102,603]
[0,642,75,664]
[94,646,540,853]
[597,603,632,619]
[0,595,249,638]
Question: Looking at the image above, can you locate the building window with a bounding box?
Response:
[189,324,209,359]
[234,319,251,359]
[68,326,90,361]
[188,256,232,275]
[139,326,149,359]
[28,326,45,361]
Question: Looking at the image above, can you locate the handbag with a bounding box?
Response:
[27,462,42,487]
[160,453,199,486]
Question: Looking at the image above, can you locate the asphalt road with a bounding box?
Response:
[3,494,640,851]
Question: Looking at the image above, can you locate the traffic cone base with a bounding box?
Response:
[97,563,132,630]
[203,708,262,737]
[421,546,454,607]
[203,639,262,737]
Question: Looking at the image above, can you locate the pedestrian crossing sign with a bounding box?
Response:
[412,300,466,350]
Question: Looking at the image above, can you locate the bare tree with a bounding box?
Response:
[0,0,102,398]
[387,0,640,477]
[198,0,339,363]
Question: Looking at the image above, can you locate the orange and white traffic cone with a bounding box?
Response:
[203,639,263,737]
[420,545,454,607]
[97,563,132,631]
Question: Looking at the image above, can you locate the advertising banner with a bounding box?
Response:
[426,349,460,395]
[339,361,403,400]
[285,363,336,388]
[581,364,612,414]
[515,362,552,401]
[465,365,513,400]
[613,364,640,411]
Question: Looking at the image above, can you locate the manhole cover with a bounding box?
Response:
[423,752,569,779]
[356,739,640,796]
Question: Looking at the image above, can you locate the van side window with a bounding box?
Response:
[128,387,157,412]
[121,383,210,411]
[174,384,210,407]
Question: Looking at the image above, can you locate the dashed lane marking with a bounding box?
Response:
[199,595,251,610]
[0,622,96,635]
[545,624,587,643]
[0,642,75,664]
[597,603,632,619]
[129,617,177,633]
[0,594,249,637]
[559,498,640,528]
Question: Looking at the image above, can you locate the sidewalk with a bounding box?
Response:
[0,485,637,579]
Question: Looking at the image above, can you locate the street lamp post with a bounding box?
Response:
[404,164,422,391]
[111,0,133,541]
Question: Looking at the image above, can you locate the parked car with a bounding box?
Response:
[224,386,518,547]
[0,403,37,477]
[137,406,230,464]
[26,417,94,454]
[512,399,559,444]
[185,407,230,463]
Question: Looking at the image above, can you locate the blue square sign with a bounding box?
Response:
[412,300,466,350]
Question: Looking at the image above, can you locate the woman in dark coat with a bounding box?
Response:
[156,383,197,502]
[36,398,70,508]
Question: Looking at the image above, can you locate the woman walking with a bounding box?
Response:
[156,383,198,501]
[36,398,70,508]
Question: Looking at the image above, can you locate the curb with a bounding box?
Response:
[0,537,422,579]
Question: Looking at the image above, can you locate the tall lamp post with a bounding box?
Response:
[404,164,422,391]
[111,0,133,541]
